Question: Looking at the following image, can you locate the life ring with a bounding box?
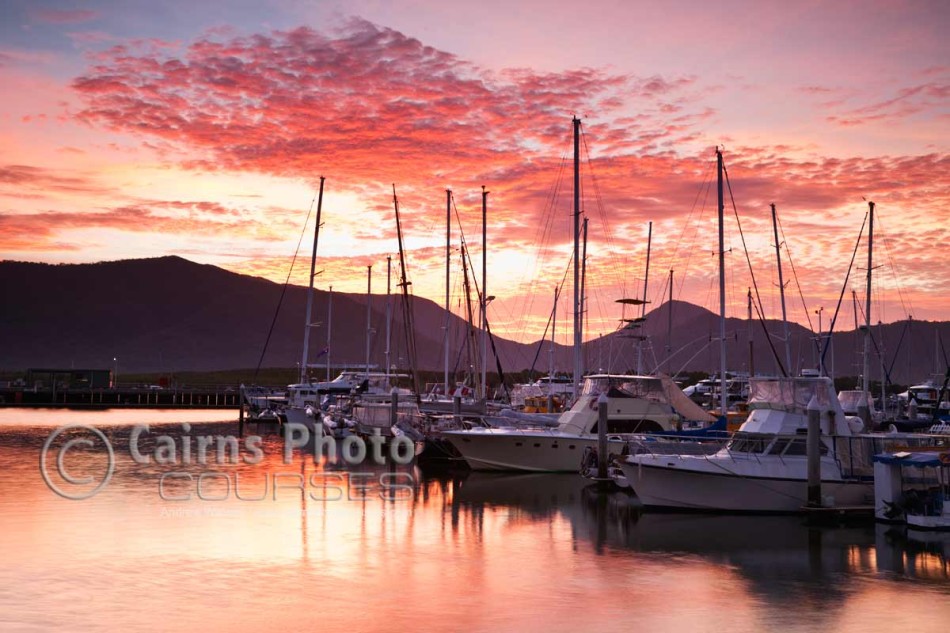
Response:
[939,452,950,465]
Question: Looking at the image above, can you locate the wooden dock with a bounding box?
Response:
[0,386,243,409]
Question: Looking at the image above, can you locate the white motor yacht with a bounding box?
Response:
[619,376,940,513]
[441,374,717,472]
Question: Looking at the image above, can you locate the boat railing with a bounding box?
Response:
[625,435,728,458]
[833,433,950,480]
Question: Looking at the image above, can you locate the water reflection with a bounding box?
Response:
[447,470,949,584]
[1,414,948,633]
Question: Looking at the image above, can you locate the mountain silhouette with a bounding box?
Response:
[0,256,946,385]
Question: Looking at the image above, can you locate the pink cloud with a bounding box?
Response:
[0,18,943,339]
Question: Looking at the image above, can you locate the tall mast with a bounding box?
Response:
[580,217,589,374]
[444,189,451,396]
[852,289,859,332]
[385,255,392,382]
[862,201,874,396]
[461,245,478,387]
[392,185,420,396]
[480,185,489,400]
[716,148,727,416]
[572,116,583,399]
[637,221,652,375]
[748,287,755,377]
[771,203,793,374]
[550,285,559,379]
[666,269,674,375]
[300,176,325,383]
[326,285,333,381]
[364,265,372,379]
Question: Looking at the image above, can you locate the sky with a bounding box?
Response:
[0,0,947,347]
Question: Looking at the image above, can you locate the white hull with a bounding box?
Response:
[907,512,950,531]
[620,457,872,513]
[442,430,626,472]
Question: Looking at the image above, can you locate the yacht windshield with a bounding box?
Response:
[582,376,664,399]
[749,378,835,412]
[838,390,872,412]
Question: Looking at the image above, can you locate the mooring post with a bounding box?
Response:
[857,390,871,430]
[238,384,245,437]
[390,388,399,434]
[806,395,822,507]
[597,393,608,480]
[453,394,462,427]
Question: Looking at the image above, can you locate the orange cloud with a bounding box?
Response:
[0,19,945,343]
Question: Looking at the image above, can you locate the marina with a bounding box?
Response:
[1,2,948,631]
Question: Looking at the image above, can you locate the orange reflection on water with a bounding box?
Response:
[0,411,948,633]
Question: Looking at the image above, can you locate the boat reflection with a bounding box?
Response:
[439,471,950,586]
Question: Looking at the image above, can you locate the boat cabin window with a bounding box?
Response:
[590,419,663,434]
[765,437,827,456]
[727,435,773,454]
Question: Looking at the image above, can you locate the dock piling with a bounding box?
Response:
[806,395,822,507]
[597,393,608,480]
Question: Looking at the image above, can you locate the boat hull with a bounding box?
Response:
[442,430,626,472]
[907,512,950,531]
[284,407,319,431]
[620,458,872,513]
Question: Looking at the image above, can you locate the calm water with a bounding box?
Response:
[1,410,948,633]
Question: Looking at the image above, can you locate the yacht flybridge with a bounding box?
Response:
[442,374,717,471]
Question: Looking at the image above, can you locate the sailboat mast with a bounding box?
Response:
[300,176,325,383]
[771,203,792,374]
[461,245,478,386]
[326,286,332,381]
[444,189,451,396]
[385,255,392,382]
[716,149,727,416]
[637,221,652,375]
[572,116,583,399]
[748,287,755,377]
[862,201,874,396]
[852,289,859,332]
[481,185,489,400]
[666,269,674,374]
[581,217,589,372]
[365,265,372,380]
[392,185,420,397]
[550,285,559,379]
